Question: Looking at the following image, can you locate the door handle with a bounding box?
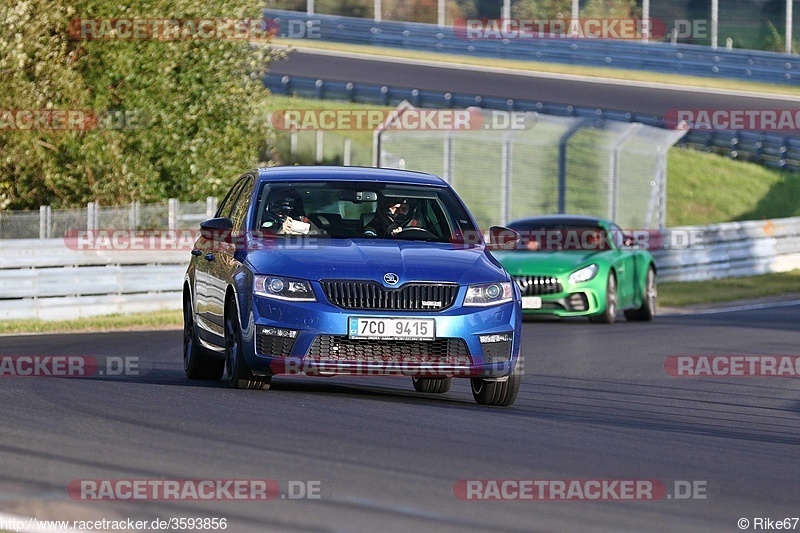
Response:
[204,253,215,261]
[191,249,202,256]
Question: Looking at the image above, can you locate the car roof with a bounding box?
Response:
[508,214,612,227]
[255,166,447,186]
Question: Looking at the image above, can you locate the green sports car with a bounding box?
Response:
[492,215,657,324]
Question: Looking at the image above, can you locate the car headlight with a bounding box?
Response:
[568,264,599,284]
[464,282,513,307]
[253,275,316,301]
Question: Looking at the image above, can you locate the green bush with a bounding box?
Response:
[0,0,281,209]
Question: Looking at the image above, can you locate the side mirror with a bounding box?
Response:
[488,226,519,250]
[200,217,233,241]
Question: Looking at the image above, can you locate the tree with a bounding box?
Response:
[0,0,281,209]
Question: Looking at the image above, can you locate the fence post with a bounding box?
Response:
[443,131,454,184]
[39,205,53,239]
[500,132,512,226]
[557,120,590,214]
[316,130,324,163]
[168,198,179,231]
[290,131,298,164]
[206,197,217,218]
[87,201,98,231]
[344,138,352,166]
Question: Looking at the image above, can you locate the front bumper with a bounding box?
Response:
[241,288,521,378]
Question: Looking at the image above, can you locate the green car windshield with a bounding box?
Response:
[511,225,610,252]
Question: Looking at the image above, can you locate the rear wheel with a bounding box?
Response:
[470,373,520,406]
[625,267,656,321]
[590,273,617,324]
[224,301,270,390]
[183,293,224,380]
[412,376,453,394]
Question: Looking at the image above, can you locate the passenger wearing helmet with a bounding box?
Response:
[363,197,420,237]
[261,189,322,235]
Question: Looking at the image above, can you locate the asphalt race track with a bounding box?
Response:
[1,305,799,532]
[269,49,800,116]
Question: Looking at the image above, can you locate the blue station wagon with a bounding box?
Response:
[183,167,523,406]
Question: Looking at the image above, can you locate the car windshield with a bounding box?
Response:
[252,181,477,242]
[509,224,609,251]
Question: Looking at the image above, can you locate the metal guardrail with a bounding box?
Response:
[0,240,186,320]
[651,217,800,281]
[2,216,799,320]
[263,9,800,85]
[267,74,800,172]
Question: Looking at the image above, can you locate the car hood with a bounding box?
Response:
[492,250,602,275]
[244,239,506,285]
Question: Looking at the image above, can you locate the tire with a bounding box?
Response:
[224,300,271,390]
[412,376,453,394]
[183,293,224,380]
[470,373,521,407]
[624,267,656,322]
[590,273,617,324]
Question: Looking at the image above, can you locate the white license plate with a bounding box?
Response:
[522,296,542,309]
[349,317,435,341]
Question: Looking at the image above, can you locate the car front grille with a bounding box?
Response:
[306,335,471,364]
[320,280,458,311]
[512,275,563,296]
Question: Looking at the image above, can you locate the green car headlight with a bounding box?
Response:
[253,275,316,301]
[464,282,513,307]
[568,264,599,284]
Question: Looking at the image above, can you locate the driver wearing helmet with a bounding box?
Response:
[363,196,420,237]
[261,189,322,235]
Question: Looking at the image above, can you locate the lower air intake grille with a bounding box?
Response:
[306,336,471,364]
[256,335,296,357]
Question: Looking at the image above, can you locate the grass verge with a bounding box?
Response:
[273,39,800,97]
[658,270,800,307]
[0,310,182,335]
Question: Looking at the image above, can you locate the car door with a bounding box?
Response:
[195,176,248,340]
[205,175,254,336]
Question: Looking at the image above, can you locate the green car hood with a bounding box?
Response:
[493,250,603,275]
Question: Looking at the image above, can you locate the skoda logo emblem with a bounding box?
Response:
[383,273,399,285]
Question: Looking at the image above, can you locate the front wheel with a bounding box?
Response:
[590,273,617,324]
[624,267,656,321]
[183,294,224,380]
[224,302,270,390]
[412,376,452,394]
[471,373,520,406]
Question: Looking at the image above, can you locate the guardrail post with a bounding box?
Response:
[314,79,324,99]
[168,198,179,231]
[206,197,217,218]
[344,138,352,166]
